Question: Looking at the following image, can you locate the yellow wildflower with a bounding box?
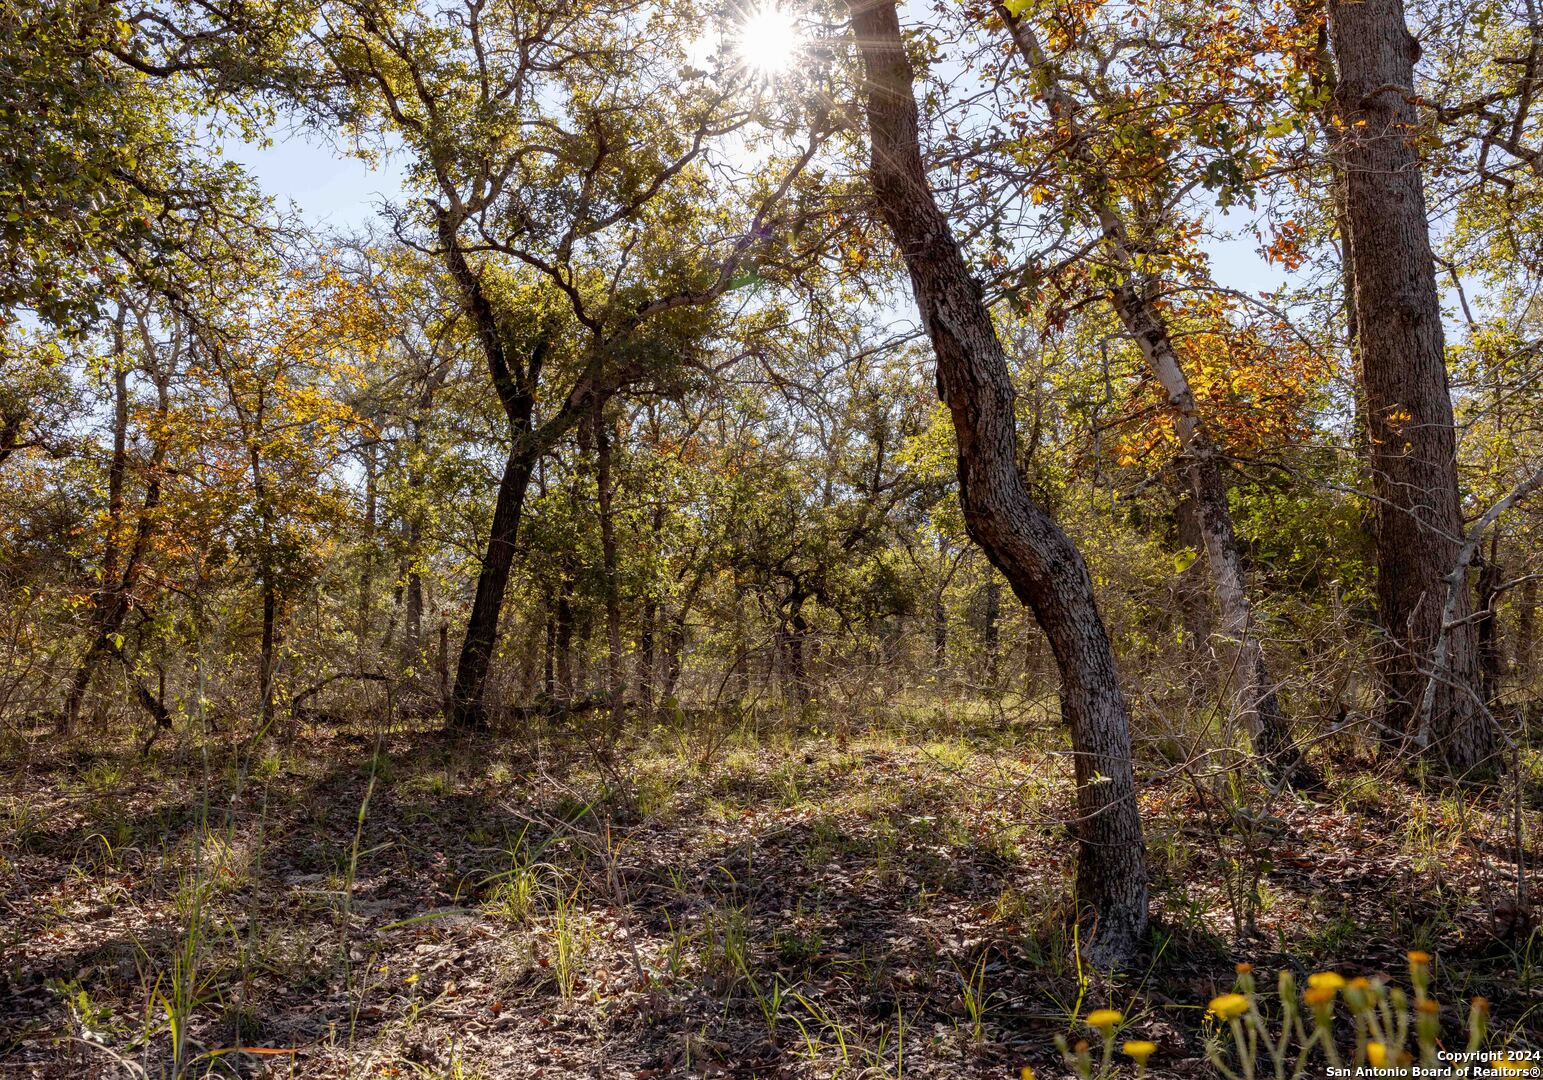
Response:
[1085,1008,1123,1030]
[1307,971,1346,991]
[1303,985,1336,1008]
[1492,1059,1533,1075]
[1209,993,1250,1020]
[1367,1043,1387,1066]
[1123,1040,1158,1063]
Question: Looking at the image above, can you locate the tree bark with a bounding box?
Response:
[451,446,537,726]
[438,211,550,729]
[1175,492,1212,652]
[259,577,278,730]
[1518,574,1536,685]
[852,0,1147,967]
[1328,0,1496,772]
[554,567,575,700]
[592,404,625,731]
[1475,546,1503,704]
[982,579,1001,688]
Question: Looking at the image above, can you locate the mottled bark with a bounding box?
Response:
[1175,493,1212,651]
[852,0,1147,967]
[1328,0,1496,771]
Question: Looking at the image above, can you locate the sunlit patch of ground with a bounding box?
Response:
[2,707,1539,1077]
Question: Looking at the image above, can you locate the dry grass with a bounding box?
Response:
[1,706,1540,1077]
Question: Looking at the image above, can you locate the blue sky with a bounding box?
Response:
[227,132,409,235]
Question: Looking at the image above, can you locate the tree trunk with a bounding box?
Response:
[543,594,557,698]
[593,405,625,730]
[359,442,378,663]
[933,595,948,674]
[637,598,656,710]
[405,524,424,659]
[1518,574,1536,685]
[852,0,1147,967]
[1175,492,1213,651]
[259,577,278,730]
[786,606,809,706]
[555,568,575,700]
[1475,546,1503,704]
[438,621,451,721]
[64,313,173,736]
[731,588,750,700]
[982,579,1000,687]
[1328,0,1496,772]
[450,447,537,727]
[662,606,687,703]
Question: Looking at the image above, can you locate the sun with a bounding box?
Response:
[732,4,803,76]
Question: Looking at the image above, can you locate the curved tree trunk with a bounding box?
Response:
[852,0,1147,967]
[1327,0,1497,772]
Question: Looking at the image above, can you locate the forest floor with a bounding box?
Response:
[2,703,1542,1078]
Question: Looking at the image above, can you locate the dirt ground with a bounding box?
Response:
[3,708,1540,1077]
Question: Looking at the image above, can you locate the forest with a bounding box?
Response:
[1,0,1541,1074]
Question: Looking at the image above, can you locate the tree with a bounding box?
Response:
[849,0,1147,967]
[989,2,1315,781]
[1327,0,1497,771]
[309,0,827,728]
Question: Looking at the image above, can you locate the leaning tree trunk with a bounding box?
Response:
[852,0,1147,967]
[1328,0,1496,772]
[450,446,537,727]
[996,3,1311,782]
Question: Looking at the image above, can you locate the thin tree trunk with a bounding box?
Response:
[260,578,278,730]
[853,0,1147,966]
[637,599,657,709]
[662,607,688,703]
[555,569,575,700]
[1328,0,1496,771]
[786,605,809,706]
[982,579,1000,687]
[1476,546,1503,704]
[405,524,424,658]
[439,622,451,723]
[64,313,173,735]
[359,442,378,663]
[731,588,750,700]
[593,404,625,730]
[933,595,948,673]
[1518,574,1536,685]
